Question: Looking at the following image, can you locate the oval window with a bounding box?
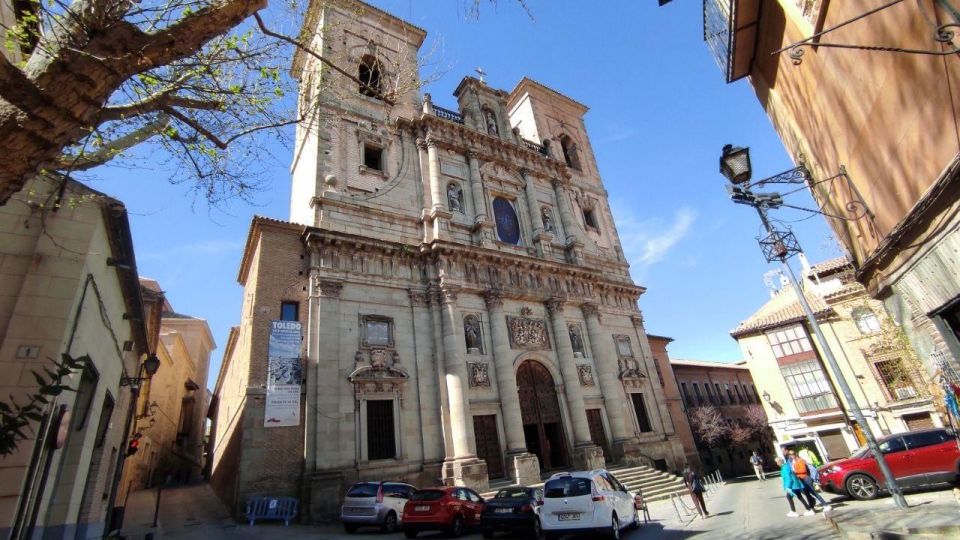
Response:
[492,197,521,245]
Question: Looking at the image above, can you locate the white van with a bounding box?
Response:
[540,470,640,540]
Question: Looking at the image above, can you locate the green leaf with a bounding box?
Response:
[31,371,48,387]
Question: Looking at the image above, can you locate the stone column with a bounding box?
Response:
[484,289,540,485]
[466,152,493,247]
[416,138,431,211]
[310,276,347,521]
[545,297,605,470]
[581,302,640,462]
[631,313,672,436]
[409,289,444,471]
[439,285,489,491]
[427,138,445,213]
[551,179,583,263]
[522,170,551,257]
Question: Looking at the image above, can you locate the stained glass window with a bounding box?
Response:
[493,197,521,245]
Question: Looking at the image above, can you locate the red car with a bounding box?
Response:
[401,486,485,538]
[818,428,960,500]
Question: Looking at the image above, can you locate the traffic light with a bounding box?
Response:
[126,436,140,457]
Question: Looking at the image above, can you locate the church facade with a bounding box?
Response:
[210,0,685,521]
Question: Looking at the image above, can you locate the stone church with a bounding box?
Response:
[210,0,686,520]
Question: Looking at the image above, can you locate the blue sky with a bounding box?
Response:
[87,0,840,389]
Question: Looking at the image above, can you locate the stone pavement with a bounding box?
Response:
[118,477,960,540]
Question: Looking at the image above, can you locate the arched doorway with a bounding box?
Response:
[516,360,569,471]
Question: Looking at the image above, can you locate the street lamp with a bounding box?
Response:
[120,353,161,388]
[718,144,908,509]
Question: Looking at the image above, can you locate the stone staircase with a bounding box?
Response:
[481,463,688,503]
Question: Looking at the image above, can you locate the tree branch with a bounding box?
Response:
[55,113,172,171]
[100,91,223,123]
[252,13,395,106]
[120,0,268,75]
[163,106,227,149]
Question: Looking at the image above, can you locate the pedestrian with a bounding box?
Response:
[789,450,831,513]
[682,466,709,519]
[777,456,814,517]
[798,447,822,483]
[750,450,765,481]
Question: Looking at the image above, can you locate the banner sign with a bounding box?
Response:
[265,320,302,428]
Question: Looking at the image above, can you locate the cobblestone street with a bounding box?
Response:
[118,475,960,540]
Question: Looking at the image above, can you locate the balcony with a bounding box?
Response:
[428,103,552,158]
[703,0,760,83]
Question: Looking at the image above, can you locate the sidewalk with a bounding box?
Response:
[824,487,960,539]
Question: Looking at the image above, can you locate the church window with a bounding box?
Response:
[630,393,653,433]
[358,54,382,99]
[583,208,599,230]
[363,143,383,172]
[281,301,299,321]
[492,197,521,245]
[559,135,581,170]
[852,307,882,335]
[366,399,396,460]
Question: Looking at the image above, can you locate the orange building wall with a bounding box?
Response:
[646,336,700,470]
[748,0,960,288]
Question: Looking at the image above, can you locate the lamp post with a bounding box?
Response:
[718,145,908,509]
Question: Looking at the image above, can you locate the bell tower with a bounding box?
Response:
[289,0,426,234]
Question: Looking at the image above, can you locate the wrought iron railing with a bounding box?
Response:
[703,0,734,82]
[433,105,464,124]
[522,138,548,156]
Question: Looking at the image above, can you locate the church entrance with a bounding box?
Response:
[517,360,569,471]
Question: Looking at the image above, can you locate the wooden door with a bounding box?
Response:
[586,409,611,462]
[473,415,505,478]
[517,361,569,470]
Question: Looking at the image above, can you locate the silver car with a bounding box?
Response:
[341,481,417,533]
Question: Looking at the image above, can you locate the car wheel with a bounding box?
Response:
[482,529,494,539]
[382,511,398,533]
[530,517,542,538]
[846,473,879,500]
[609,513,620,540]
[344,523,358,534]
[404,529,418,539]
[448,515,464,538]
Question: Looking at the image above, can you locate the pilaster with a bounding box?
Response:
[484,288,540,486]
[545,297,604,470]
[552,178,583,264]
[581,302,638,461]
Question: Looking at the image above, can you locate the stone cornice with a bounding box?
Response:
[399,115,571,183]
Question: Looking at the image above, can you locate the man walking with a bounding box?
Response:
[798,447,822,483]
[750,450,765,481]
[682,466,709,519]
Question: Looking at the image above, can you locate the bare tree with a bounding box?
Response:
[728,423,752,448]
[688,406,729,447]
[0,0,441,206]
[742,404,770,438]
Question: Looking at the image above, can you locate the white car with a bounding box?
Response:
[540,469,640,540]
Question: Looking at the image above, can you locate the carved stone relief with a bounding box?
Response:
[577,364,595,387]
[468,362,491,387]
[507,315,550,350]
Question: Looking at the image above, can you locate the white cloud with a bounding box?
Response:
[613,206,697,275]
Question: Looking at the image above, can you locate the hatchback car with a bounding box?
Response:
[401,486,485,538]
[340,481,417,533]
[818,428,960,500]
[540,470,639,540]
[480,486,543,538]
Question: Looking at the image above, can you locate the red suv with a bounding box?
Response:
[818,428,960,500]
[401,486,485,538]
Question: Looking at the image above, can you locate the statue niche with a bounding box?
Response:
[447,182,464,213]
[464,315,483,354]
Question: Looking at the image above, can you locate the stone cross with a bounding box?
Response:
[476,67,487,83]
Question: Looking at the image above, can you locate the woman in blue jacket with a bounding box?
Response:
[777,456,814,517]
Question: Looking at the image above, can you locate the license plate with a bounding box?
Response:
[558,512,580,521]
[415,505,430,512]
[495,508,512,514]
